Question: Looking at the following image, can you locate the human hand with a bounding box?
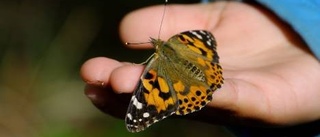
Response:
[81,1,320,127]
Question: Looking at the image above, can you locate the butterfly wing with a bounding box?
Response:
[125,57,179,132]
[166,30,223,115]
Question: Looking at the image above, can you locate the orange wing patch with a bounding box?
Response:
[205,61,223,90]
[175,85,211,115]
[142,69,177,113]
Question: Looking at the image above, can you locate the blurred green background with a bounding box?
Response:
[0,0,233,137]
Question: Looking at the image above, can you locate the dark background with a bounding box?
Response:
[0,0,233,136]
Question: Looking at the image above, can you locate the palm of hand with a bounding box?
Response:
[81,2,320,126]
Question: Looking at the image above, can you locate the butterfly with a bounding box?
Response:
[125,30,223,132]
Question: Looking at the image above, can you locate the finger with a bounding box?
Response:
[110,64,144,93]
[80,57,145,94]
[119,3,223,49]
[83,64,144,118]
[81,58,143,118]
[80,57,122,86]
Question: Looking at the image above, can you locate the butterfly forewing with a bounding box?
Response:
[125,56,179,132]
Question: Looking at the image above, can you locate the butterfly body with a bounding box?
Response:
[125,30,223,132]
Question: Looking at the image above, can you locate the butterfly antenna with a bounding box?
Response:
[158,0,168,39]
[125,41,151,45]
[127,0,168,46]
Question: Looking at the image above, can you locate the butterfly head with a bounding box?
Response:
[150,37,164,51]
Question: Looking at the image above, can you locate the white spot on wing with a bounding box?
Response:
[143,112,150,118]
[127,113,132,120]
[132,96,143,109]
[130,95,135,101]
[191,31,202,39]
[207,40,211,46]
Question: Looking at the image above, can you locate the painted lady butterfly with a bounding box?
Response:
[125,30,223,132]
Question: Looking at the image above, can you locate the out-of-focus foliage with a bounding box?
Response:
[0,0,233,137]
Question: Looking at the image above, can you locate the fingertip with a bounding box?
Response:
[80,57,122,86]
[110,64,144,93]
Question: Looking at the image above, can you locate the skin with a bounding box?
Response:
[80,1,320,127]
